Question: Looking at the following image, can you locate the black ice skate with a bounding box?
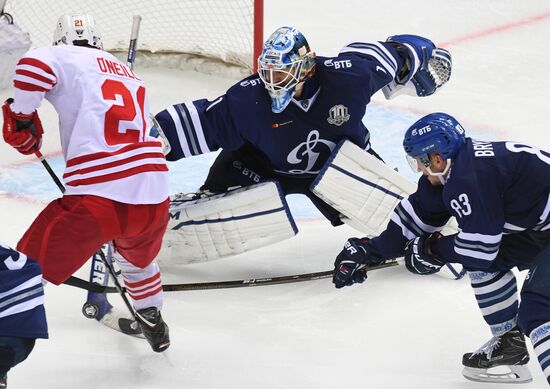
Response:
[462,327,532,383]
[0,374,6,388]
[137,307,170,353]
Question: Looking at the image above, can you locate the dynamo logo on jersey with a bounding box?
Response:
[282,130,336,174]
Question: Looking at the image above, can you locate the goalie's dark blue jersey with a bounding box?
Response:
[155,41,402,176]
[367,138,550,271]
[0,243,48,339]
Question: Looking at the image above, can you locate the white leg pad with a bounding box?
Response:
[157,181,298,265]
[311,140,417,236]
[311,140,464,279]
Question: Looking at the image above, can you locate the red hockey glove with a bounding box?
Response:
[2,98,44,155]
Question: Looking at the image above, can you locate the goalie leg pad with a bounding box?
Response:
[311,140,464,279]
[158,181,298,265]
[311,140,417,236]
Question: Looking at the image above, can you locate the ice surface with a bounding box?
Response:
[1,1,549,387]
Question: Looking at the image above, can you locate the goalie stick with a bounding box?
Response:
[65,260,399,292]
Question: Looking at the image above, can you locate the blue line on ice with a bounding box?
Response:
[0,106,489,219]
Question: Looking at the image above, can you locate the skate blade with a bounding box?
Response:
[462,365,533,384]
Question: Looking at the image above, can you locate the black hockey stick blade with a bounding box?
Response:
[64,260,398,293]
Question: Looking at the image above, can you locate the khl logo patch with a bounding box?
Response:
[327,104,350,126]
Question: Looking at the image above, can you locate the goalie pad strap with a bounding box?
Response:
[171,206,288,230]
[327,163,404,201]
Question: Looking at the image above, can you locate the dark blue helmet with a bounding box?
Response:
[403,112,466,170]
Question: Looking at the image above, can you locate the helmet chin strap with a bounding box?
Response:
[426,158,452,184]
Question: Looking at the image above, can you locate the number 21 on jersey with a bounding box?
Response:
[101,79,146,145]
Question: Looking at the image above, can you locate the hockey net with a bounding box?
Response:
[2,0,263,74]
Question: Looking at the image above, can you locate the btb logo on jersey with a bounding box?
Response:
[327,104,350,126]
[240,77,262,88]
[324,59,352,69]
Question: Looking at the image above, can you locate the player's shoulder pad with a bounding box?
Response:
[19,45,55,63]
[226,74,265,104]
[316,55,355,72]
[235,74,264,90]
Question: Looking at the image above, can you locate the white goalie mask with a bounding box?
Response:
[53,14,103,49]
[258,27,315,113]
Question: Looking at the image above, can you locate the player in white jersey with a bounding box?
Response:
[1,15,170,352]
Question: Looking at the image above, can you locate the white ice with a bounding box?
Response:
[1,1,549,388]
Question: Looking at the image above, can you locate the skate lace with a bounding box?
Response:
[471,336,501,360]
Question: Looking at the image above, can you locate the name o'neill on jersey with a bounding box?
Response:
[12,45,169,205]
[96,57,141,81]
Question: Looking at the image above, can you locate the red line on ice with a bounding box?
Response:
[438,11,550,47]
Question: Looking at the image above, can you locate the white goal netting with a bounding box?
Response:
[2,0,262,73]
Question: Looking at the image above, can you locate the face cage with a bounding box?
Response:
[406,154,452,183]
[258,58,304,96]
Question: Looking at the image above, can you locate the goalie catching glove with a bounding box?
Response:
[2,98,43,155]
[383,34,451,98]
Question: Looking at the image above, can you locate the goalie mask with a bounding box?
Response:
[258,26,316,113]
[403,112,466,182]
[53,14,103,50]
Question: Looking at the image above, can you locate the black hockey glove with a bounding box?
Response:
[333,238,371,289]
[404,233,444,275]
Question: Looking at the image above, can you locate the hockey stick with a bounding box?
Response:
[81,14,146,331]
[35,150,65,193]
[65,260,398,292]
[0,0,13,24]
[36,147,127,326]
[126,15,142,70]
[79,14,148,334]
[34,152,156,330]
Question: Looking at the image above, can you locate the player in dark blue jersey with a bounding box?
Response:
[0,243,47,388]
[155,26,452,225]
[332,112,550,384]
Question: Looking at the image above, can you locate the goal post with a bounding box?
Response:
[3,0,264,74]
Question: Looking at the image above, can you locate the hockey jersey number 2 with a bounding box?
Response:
[102,80,146,145]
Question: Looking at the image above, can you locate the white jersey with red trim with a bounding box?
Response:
[11,45,168,204]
